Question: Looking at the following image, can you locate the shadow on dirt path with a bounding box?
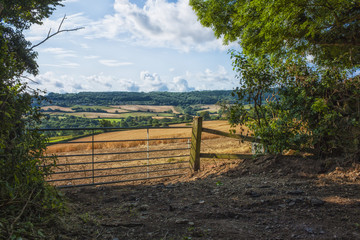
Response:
[53,156,360,240]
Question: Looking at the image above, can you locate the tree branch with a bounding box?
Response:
[30,14,84,50]
[21,75,40,84]
[7,188,35,240]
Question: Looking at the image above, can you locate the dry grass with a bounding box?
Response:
[103,108,129,113]
[197,104,221,113]
[66,112,124,118]
[111,105,180,114]
[41,106,74,112]
[46,121,242,154]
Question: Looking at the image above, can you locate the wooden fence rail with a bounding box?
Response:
[190,117,260,171]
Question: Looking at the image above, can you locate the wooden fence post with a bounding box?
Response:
[190,116,202,171]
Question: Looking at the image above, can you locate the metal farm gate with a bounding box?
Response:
[39,126,192,188]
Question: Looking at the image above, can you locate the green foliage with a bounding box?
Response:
[227,53,360,157]
[0,0,64,238]
[190,0,360,69]
[191,0,360,158]
[199,111,211,120]
[41,90,235,107]
[71,106,107,113]
[279,64,360,156]
[0,79,63,239]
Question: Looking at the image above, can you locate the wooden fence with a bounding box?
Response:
[189,117,262,171]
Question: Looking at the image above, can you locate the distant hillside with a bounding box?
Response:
[42,91,236,106]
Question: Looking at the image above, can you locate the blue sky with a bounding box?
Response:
[25,0,239,93]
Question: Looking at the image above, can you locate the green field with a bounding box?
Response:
[48,135,75,143]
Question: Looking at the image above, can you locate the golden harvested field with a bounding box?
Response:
[197,104,221,113]
[45,121,250,187]
[111,105,180,114]
[46,121,241,154]
[41,105,74,112]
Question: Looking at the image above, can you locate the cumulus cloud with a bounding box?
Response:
[72,83,83,90]
[26,1,234,52]
[198,66,231,83]
[99,59,133,67]
[183,65,236,90]
[139,71,169,91]
[54,81,64,88]
[88,0,229,52]
[171,77,195,92]
[31,72,141,93]
[28,65,235,93]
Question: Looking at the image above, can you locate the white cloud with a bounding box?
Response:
[29,65,234,93]
[139,71,169,91]
[183,65,236,90]
[61,62,80,68]
[195,65,232,83]
[26,1,234,52]
[42,61,79,68]
[171,77,195,92]
[63,0,80,3]
[41,47,76,58]
[99,59,134,67]
[84,55,99,59]
[87,0,230,52]
[31,72,141,93]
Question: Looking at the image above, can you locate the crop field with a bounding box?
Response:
[111,105,180,114]
[195,104,221,113]
[45,121,250,187]
[42,105,180,119]
[41,106,75,112]
[41,104,221,118]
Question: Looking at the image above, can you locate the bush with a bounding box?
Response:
[0,80,63,239]
[227,53,360,158]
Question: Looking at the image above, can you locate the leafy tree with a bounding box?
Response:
[190,0,360,68]
[100,119,113,128]
[190,0,360,158]
[199,111,211,120]
[0,0,72,238]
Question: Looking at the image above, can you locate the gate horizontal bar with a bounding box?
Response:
[52,161,188,175]
[48,167,188,182]
[45,155,189,167]
[202,128,260,143]
[41,147,189,158]
[57,173,185,188]
[35,126,192,131]
[48,137,191,145]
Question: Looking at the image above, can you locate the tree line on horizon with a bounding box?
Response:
[40,90,237,106]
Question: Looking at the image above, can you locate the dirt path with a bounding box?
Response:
[52,155,360,240]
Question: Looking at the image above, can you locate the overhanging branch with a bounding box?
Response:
[30,14,84,50]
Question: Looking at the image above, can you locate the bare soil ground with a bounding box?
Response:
[47,143,360,239]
